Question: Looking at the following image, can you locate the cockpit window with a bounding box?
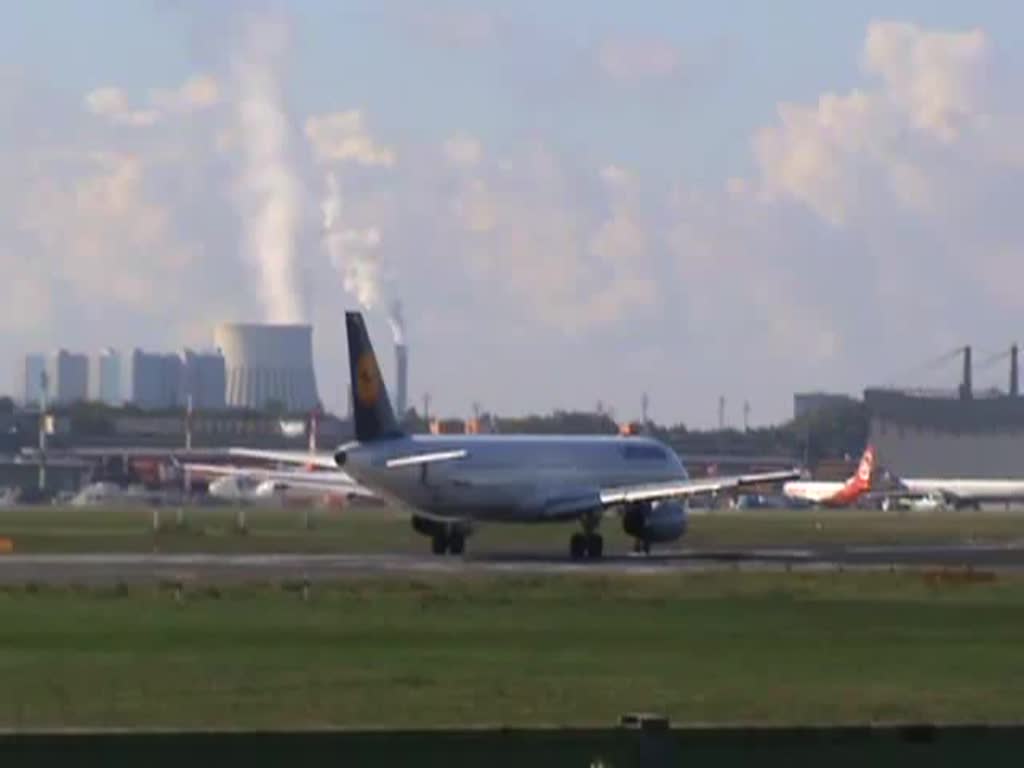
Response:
[622,444,667,461]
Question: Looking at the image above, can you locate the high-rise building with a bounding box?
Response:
[23,355,46,406]
[48,350,89,405]
[129,349,182,409]
[92,348,122,405]
[181,349,226,410]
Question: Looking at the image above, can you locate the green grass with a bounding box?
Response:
[1,572,1023,728]
[0,505,1022,554]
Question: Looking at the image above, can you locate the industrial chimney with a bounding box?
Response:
[1011,344,1019,397]
[395,343,408,419]
[389,301,408,421]
[959,345,973,401]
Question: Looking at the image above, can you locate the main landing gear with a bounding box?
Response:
[633,539,651,555]
[569,531,603,560]
[431,527,466,556]
[569,513,603,560]
[413,515,469,556]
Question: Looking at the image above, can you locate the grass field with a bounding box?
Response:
[0,504,1022,554]
[1,571,1023,728]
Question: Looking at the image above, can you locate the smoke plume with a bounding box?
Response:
[232,14,304,323]
[321,171,384,309]
[388,299,405,345]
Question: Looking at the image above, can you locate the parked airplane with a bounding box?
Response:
[186,463,374,507]
[69,482,164,507]
[233,311,798,558]
[782,446,875,507]
[887,476,1024,510]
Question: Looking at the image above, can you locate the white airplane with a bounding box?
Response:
[890,477,1024,509]
[69,482,162,507]
[232,311,799,558]
[782,446,875,508]
[186,463,374,507]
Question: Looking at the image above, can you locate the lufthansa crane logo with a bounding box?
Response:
[355,353,382,407]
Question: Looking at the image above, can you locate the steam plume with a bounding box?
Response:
[233,15,304,323]
[388,299,405,345]
[321,171,384,309]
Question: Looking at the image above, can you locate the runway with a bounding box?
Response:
[2,543,1024,584]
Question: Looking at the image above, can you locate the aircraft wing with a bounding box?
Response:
[599,469,800,506]
[228,447,468,471]
[227,448,338,470]
[185,462,357,484]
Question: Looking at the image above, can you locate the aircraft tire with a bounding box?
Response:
[431,532,448,556]
[448,531,466,556]
[569,532,587,560]
[586,534,604,559]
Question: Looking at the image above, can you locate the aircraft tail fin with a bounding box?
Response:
[846,445,875,492]
[346,311,403,443]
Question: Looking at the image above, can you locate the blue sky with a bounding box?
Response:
[2,2,1023,425]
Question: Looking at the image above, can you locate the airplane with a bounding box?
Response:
[782,446,875,507]
[69,481,164,507]
[185,463,375,507]
[233,311,799,558]
[885,476,1024,510]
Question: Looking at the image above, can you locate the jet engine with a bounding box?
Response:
[622,500,688,544]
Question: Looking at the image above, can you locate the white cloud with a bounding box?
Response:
[151,74,221,113]
[440,147,660,334]
[863,22,987,142]
[305,110,396,167]
[84,73,220,128]
[84,87,161,127]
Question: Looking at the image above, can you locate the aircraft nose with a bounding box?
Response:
[334,449,347,467]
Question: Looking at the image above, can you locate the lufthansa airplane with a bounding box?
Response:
[234,312,799,558]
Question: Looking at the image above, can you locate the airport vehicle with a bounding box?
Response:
[880,491,949,512]
[782,446,875,507]
[234,312,798,558]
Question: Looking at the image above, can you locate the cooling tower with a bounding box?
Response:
[214,323,320,412]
